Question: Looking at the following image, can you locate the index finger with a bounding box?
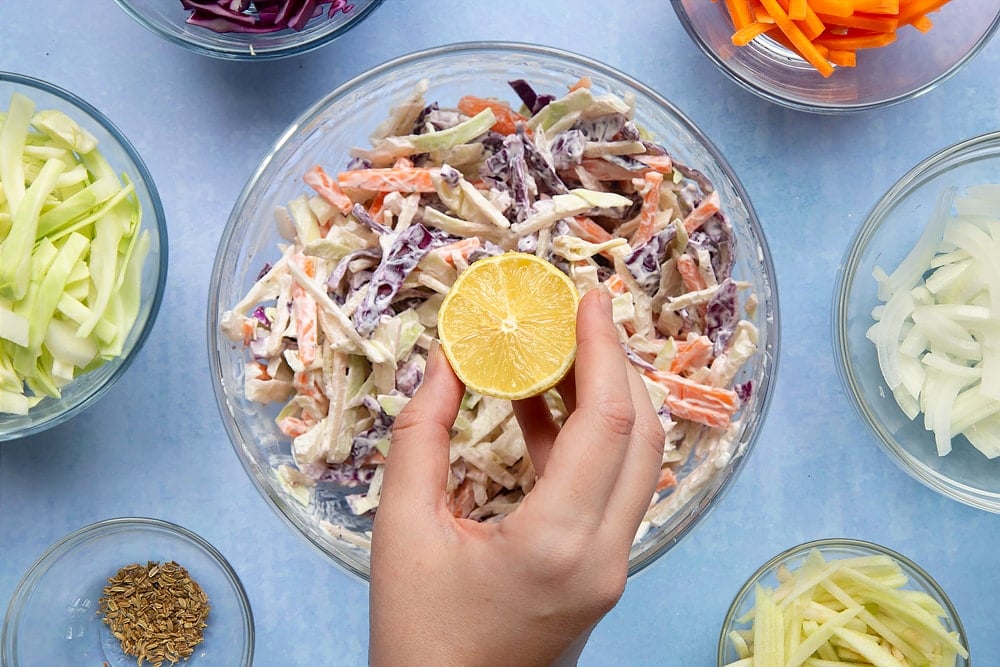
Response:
[530,289,637,524]
[378,343,465,515]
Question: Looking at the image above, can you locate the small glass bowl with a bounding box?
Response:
[670,0,1000,113]
[717,538,969,666]
[2,517,254,666]
[834,131,1000,512]
[114,0,385,61]
[0,72,167,442]
[207,41,779,581]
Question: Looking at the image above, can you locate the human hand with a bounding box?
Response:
[369,289,665,666]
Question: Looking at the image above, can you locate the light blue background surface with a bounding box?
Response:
[3,1,1000,664]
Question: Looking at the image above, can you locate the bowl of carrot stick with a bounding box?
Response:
[671,0,1000,112]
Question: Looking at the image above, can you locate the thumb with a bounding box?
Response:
[379,342,465,512]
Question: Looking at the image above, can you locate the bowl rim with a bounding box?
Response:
[1,516,255,665]
[113,0,387,61]
[206,40,781,581]
[833,129,1000,513]
[669,0,1000,114]
[716,536,969,665]
[0,71,169,442]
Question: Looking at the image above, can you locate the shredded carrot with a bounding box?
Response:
[675,254,707,293]
[897,0,949,24]
[725,0,754,28]
[632,171,664,247]
[292,255,318,367]
[635,154,674,174]
[683,190,722,235]
[241,319,255,346]
[809,0,855,16]
[732,21,775,46]
[669,335,715,375]
[816,11,898,30]
[337,167,438,193]
[432,237,482,266]
[908,13,932,31]
[656,467,678,492]
[457,95,528,135]
[720,0,952,76]
[814,30,896,50]
[604,273,628,295]
[303,164,353,215]
[367,190,388,221]
[827,48,858,67]
[759,0,835,76]
[853,0,898,14]
[643,368,740,429]
[568,76,592,92]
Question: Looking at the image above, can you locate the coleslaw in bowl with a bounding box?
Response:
[208,42,779,580]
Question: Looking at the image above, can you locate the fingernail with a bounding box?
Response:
[426,339,443,378]
[591,288,613,316]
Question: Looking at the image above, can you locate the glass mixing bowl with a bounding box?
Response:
[671,0,1000,113]
[208,41,779,580]
[835,131,1000,512]
[0,72,167,442]
[2,517,254,666]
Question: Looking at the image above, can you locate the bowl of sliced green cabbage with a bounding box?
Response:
[835,131,1000,512]
[0,72,167,441]
[208,42,779,581]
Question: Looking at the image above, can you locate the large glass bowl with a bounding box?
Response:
[0,72,167,442]
[834,132,1000,512]
[2,517,254,666]
[208,42,780,581]
[114,0,385,61]
[717,538,969,665]
[671,0,1000,113]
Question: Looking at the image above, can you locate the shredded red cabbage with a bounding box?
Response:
[180,0,355,34]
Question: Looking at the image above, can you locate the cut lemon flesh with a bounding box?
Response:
[437,252,579,400]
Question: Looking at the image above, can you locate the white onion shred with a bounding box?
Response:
[871,184,1000,458]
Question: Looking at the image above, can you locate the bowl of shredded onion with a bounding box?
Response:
[114,0,385,60]
[835,131,1000,512]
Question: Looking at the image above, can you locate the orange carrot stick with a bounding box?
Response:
[732,21,775,46]
[431,237,482,266]
[814,30,896,50]
[337,167,438,193]
[457,96,528,135]
[683,190,722,235]
[809,0,855,17]
[675,254,707,293]
[724,0,754,28]
[816,11,898,31]
[568,76,592,92]
[760,0,834,76]
[303,164,353,215]
[632,171,665,247]
[656,467,678,492]
[669,335,715,374]
[636,154,674,174]
[643,368,740,428]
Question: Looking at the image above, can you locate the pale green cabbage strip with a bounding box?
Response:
[0,92,149,415]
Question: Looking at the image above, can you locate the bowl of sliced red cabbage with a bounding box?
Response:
[0,72,167,441]
[114,0,385,60]
[835,131,1000,513]
[207,42,779,580]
